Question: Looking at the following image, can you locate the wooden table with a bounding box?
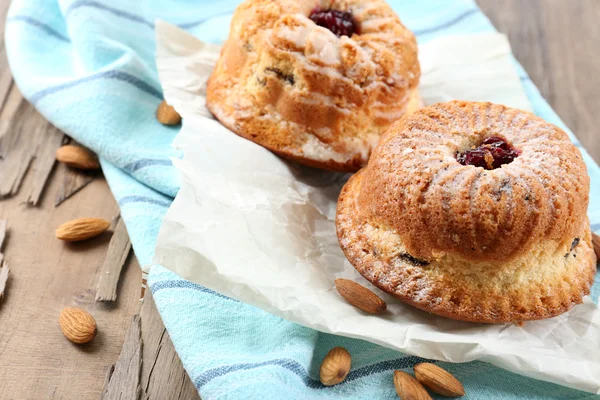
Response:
[0,1,598,399]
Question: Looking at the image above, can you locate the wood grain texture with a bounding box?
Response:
[0,262,8,299]
[0,89,65,202]
[101,315,143,400]
[476,0,600,163]
[96,216,132,302]
[139,291,200,400]
[24,125,64,206]
[0,10,195,396]
[0,172,142,399]
[0,0,13,112]
[100,292,200,400]
[0,218,6,250]
[47,130,97,208]
[54,150,98,207]
[0,2,598,400]
[0,218,7,297]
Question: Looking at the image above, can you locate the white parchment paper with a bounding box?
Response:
[153,21,600,393]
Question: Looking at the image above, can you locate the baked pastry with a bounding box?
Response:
[206,0,421,172]
[336,101,596,323]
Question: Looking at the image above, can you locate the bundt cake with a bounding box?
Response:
[206,0,421,172]
[336,101,596,323]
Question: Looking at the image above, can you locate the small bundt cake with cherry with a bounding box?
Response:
[336,101,596,323]
[206,0,421,171]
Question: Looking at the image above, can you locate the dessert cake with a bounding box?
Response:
[336,101,596,323]
[206,0,421,171]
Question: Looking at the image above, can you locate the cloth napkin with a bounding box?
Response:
[5,0,600,399]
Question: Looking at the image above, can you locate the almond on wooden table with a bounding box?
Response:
[414,363,465,398]
[319,347,352,386]
[334,278,387,314]
[59,307,97,344]
[156,100,181,125]
[55,218,110,242]
[393,371,431,400]
[55,145,100,170]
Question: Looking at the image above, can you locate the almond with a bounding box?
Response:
[56,218,110,242]
[156,100,181,125]
[393,371,432,400]
[55,145,100,170]
[592,232,600,261]
[319,347,351,386]
[414,363,465,397]
[334,278,387,314]
[59,307,97,344]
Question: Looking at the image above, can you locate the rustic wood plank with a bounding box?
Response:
[0,262,8,299]
[55,137,98,207]
[0,0,14,302]
[25,125,64,206]
[0,2,597,400]
[140,291,200,400]
[0,98,65,202]
[0,218,6,266]
[101,365,116,397]
[96,216,132,302]
[101,315,143,400]
[0,218,6,249]
[0,80,25,122]
[0,1,139,398]
[0,171,142,399]
[55,163,97,206]
[0,70,13,115]
[100,292,200,400]
[0,1,14,112]
[476,0,600,163]
[0,137,33,197]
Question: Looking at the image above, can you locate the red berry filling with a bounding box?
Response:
[457,136,520,170]
[309,8,358,37]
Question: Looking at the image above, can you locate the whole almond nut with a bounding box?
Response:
[414,363,465,397]
[393,371,432,400]
[334,278,386,314]
[56,218,110,242]
[59,307,97,344]
[56,145,100,170]
[592,232,600,260]
[156,100,181,125]
[319,347,351,386]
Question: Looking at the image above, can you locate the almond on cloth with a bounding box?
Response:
[55,218,110,242]
[156,100,181,125]
[414,363,465,397]
[592,232,600,260]
[55,145,100,170]
[319,347,351,386]
[334,278,387,314]
[393,371,432,400]
[59,307,97,344]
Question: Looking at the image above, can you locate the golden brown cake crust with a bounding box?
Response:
[358,101,590,262]
[337,171,596,323]
[206,0,420,172]
[336,101,596,323]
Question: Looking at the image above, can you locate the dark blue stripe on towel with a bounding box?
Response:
[195,356,436,389]
[118,195,171,208]
[7,16,71,43]
[29,70,162,104]
[124,158,173,173]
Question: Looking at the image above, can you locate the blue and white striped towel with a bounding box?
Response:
[6,0,600,399]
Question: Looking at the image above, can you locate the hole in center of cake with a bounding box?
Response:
[309,8,358,37]
[456,136,521,170]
